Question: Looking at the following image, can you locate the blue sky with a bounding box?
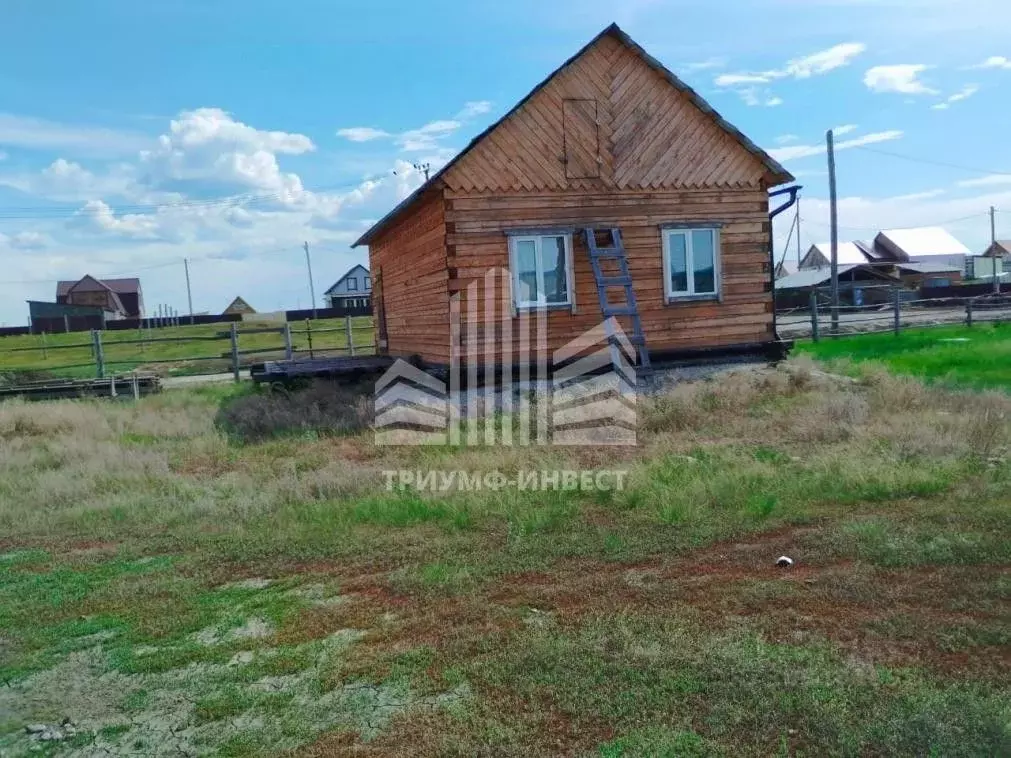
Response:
[1,0,1010,324]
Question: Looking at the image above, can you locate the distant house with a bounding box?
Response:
[323,264,371,309]
[774,259,798,279]
[800,242,873,269]
[981,240,1011,258]
[894,261,963,289]
[799,228,971,274]
[223,296,256,315]
[875,227,970,270]
[56,275,144,318]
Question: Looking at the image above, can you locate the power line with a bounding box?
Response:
[0,246,302,286]
[0,176,397,221]
[850,145,1011,178]
[800,211,988,233]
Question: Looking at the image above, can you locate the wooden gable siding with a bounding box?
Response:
[445,186,774,360]
[367,190,451,362]
[441,36,768,194]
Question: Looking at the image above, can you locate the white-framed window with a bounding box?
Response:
[364,275,372,290]
[347,278,358,291]
[662,227,721,301]
[508,233,574,309]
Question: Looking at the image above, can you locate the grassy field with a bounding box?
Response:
[0,317,375,379]
[0,360,1008,755]
[796,322,1011,390]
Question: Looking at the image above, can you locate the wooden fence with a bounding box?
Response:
[0,316,375,381]
[777,290,1011,340]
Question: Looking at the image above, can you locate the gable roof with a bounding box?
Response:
[984,240,1011,257]
[60,275,127,314]
[57,276,141,297]
[804,242,873,266]
[324,264,370,295]
[353,23,793,248]
[876,227,970,259]
[223,296,256,314]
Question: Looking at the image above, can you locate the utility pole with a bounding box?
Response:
[304,241,318,319]
[413,162,431,181]
[184,258,194,324]
[827,129,839,334]
[991,206,999,295]
[795,197,802,267]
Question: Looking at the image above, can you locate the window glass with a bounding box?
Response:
[540,236,568,303]
[515,239,539,303]
[668,232,688,293]
[691,230,716,294]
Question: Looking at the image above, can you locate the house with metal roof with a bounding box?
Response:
[55,275,144,318]
[323,264,371,309]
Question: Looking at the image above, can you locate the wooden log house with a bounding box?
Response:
[353,24,795,370]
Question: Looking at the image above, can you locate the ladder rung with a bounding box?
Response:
[606,330,645,343]
[597,276,633,287]
[589,249,625,258]
[601,305,638,316]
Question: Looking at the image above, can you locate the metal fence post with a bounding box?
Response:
[809,292,820,342]
[92,330,106,378]
[893,287,901,336]
[230,323,240,381]
[305,318,314,359]
[345,315,355,357]
[966,298,974,327]
[283,322,293,360]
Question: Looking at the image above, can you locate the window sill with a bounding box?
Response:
[664,294,721,305]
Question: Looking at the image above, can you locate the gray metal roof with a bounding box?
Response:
[895,261,962,274]
[775,265,858,289]
[352,23,794,248]
[876,227,971,258]
[806,242,871,266]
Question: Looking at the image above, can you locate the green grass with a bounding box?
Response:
[0,316,375,378]
[0,362,1009,755]
[795,322,1011,390]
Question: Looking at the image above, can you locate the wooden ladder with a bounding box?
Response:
[583,228,651,372]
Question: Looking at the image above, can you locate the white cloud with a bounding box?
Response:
[784,43,867,78]
[0,231,51,250]
[788,188,1011,255]
[864,64,938,95]
[735,88,784,107]
[716,42,865,88]
[140,108,314,201]
[931,84,979,110]
[956,174,1011,188]
[455,101,493,119]
[336,127,391,142]
[715,72,773,87]
[775,134,800,145]
[70,200,163,239]
[397,119,462,152]
[309,160,426,230]
[972,56,1011,70]
[336,101,492,152]
[832,124,858,136]
[769,129,904,162]
[683,57,726,72]
[0,158,162,203]
[0,113,151,157]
